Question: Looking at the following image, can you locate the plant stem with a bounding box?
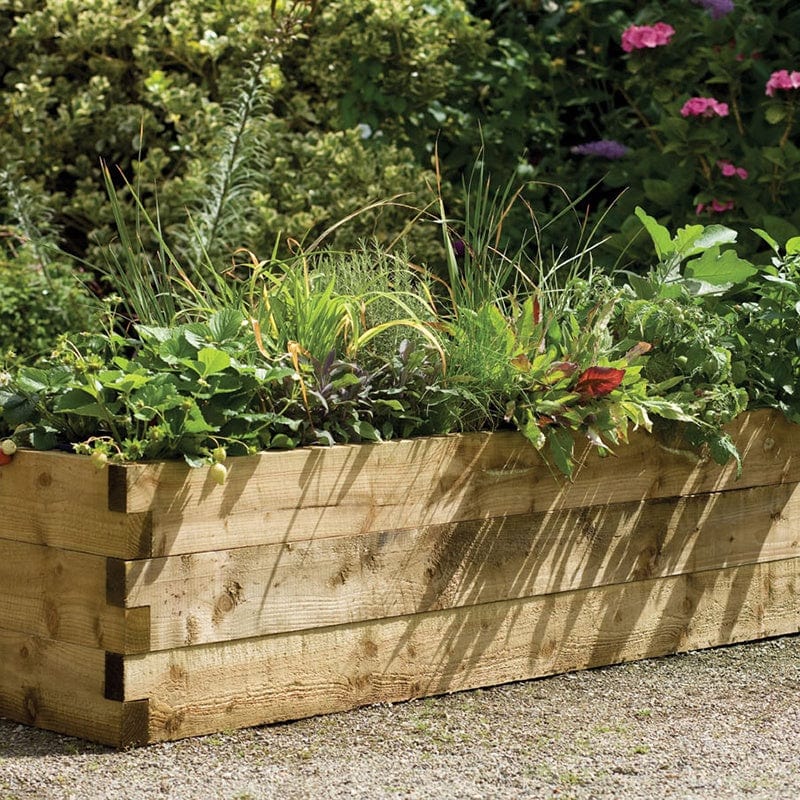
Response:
[620,88,664,151]
[731,93,745,138]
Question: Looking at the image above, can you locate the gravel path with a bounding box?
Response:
[2,634,799,800]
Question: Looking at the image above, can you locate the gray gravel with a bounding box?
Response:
[2,634,799,800]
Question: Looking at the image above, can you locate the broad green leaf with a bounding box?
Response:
[374,399,405,412]
[53,389,107,418]
[765,105,787,124]
[208,309,246,342]
[331,372,362,390]
[624,272,656,300]
[643,399,697,423]
[708,433,742,476]
[159,334,200,363]
[30,426,58,451]
[692,224,738,250]
[671,224,705,259]
[634,207,672,260]
[547,427,574,479]
[97,370,150,393]
[136,325,173,344]
[786,237,800,255]
[520,414,546,450]
[197,347,232,377]
[683,278,734,297]
[0,393,36,427]
[685,247,757,285]
[353,420,381,441]
[15,367,73,393]
[181,405,214,434]
[751,228,780,253]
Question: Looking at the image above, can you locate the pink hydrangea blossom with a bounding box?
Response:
[696,199,735,214]
[680,97,730,118]
[621,23,675,53]
[765,70,800,97]
[717,160,748,179]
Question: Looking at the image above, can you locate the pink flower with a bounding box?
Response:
[696,199,735,214]
[765,69,800,97]
[621,22,675,53]
[717,160,748,179]
[680,97,730,118]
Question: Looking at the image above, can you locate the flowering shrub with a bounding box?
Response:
[765,69,800,96]
[717,160,749,179]
[541,0,800,261]
[620,23,675,53]
[679,97,730,117]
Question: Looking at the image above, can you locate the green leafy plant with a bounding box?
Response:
[732,230,800,421]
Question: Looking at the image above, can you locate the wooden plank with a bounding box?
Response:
[108,409,800,557]
[0,450,151,559]
[122,481,800,651]
[120,557,800,743]
[0,628,149,748]
[0,539,150,653]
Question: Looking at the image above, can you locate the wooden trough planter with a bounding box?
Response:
[1,408,799,747]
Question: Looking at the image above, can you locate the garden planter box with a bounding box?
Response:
[2,408,800,747]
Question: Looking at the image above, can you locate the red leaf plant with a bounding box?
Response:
[573,366,626,400]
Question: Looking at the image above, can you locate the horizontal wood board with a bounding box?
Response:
[113,409,799,557]
[0,409,796,559]
[107,556,799,744]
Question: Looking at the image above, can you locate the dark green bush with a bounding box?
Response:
[462,0,800,262]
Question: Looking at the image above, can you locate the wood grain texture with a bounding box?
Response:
[109,409,800,557]
[120,481,800,651]
[0,538,150,653]
[0,628,148,747]
[120,557,800,743]
[0,450,151,558]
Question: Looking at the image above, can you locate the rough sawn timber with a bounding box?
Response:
[0,409,799,747]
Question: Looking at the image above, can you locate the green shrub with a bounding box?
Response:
[0,0,480,276]
[0,247,96,363]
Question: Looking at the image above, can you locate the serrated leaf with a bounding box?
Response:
[520,414,546,450]
[197,347,231,377]
[53,389,107,418]
[685,247,757,285]
[643,399,697,422]
[208,309,245,342]
[708,433,742,476]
